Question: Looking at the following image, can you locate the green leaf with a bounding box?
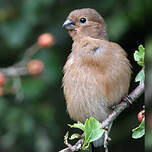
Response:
[64,132,69,145]
[133,45,145,67]
[132,118,145,139]
[138,45,145,54]
[83,117,105,148]
[134,51,142,61]
[135,69,145,83]
[68,121,85,131]
[69,134,80,140]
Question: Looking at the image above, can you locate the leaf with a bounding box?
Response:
[69,134,80,140]
[68,121,85,131]
[64,132,69,145]
[138,45,145,54]
[68,117,105,150]
[83,117,105,147]
[134,51,142,62]
[132,118,145,139]
[135,69,145,83]
[133,45,145,67]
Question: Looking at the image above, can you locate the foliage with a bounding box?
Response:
[67,117,105,150]
[134,45,145,67]
[131,45,145,139]
[83,118,105,149]
[132,118,145,139]
[134,45,145,83]
[68,121,85,131]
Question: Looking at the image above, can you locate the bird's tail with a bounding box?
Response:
[91,144,106,152]
[91,123,112,152]
[91,133,106,152]
[91,145,106,152]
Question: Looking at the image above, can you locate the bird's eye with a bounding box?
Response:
[80,18,87,23]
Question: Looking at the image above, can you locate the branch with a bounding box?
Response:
[101,82,144,128]
[59,82,144,152]
[18,43,40,66]
[0,66,28,77]
[0,44,39,77]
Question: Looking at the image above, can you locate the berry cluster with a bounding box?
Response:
[0,33,54,97]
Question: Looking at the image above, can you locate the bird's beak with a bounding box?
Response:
[62,18,75,30]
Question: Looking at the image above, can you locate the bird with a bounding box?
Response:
[62,8,131,152]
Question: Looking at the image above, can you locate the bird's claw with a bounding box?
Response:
[123,96,132,105]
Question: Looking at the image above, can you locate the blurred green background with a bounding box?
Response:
[0,0,151,152]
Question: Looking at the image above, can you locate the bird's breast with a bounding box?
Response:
[63,56,111,122]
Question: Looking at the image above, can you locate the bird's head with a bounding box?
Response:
[62,8,108,40]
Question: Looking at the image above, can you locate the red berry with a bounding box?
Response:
[0,72,5,86]
[0,87,3,96]
[27,59,44,76]
[138,110,145,122]
[38,33,54,48]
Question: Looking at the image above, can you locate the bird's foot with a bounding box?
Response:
[122,96,132,105]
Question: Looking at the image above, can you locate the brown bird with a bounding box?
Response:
[62,8,131,152]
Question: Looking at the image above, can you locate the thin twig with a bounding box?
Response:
[0,43,40,77]
[19,43,40,65]
[59,82,144,152]
[0,66,28,77]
